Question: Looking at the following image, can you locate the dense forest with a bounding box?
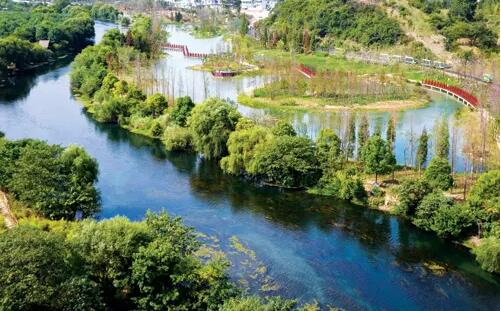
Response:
[0,1,123,73]
[255,0,404,52]
[410,0,498,51]
[0,138,100,219]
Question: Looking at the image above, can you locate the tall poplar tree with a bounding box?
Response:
[357,114,369,159]
[386,116,396,147]
[435,117,449,159]
[416,128,429,172]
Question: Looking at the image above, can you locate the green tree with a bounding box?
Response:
[0,138,100,219]
[345,114,356,159]
[188,98,241,159]
[357,114,369,159]
[53,0,71,12]
[386,115,396,146]
[467,170,500,235]
[423,157,453,190]
[272,120,296,136]
[435,117,449,159]
[144,93,168,117]
[249,136,321,188]
[60,145,100,218]
[220,121,272,175]
[414,191,473,238]
[171,96,195,127]
[360,135,395,182]
[0,226,102,311]
[415,128,429,172]
[396,179,431,216]
[449,0,477,21]
[472,235,500,273]
[315,128,342,172]
[67,217,152,309]
[239,14,249,36]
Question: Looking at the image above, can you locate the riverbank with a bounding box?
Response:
[237,93,430,112]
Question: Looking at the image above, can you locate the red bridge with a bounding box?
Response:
[421,80,479,108]
[163,43,211,58]
[297,64,316,78]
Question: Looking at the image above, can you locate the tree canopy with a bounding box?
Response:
[423,157,453,190]
[188,98,241,159]
[256,0,403,52]
[0,138,100,219]
[360,135,395,182]
[0,212,236,310]
[249,135,321,188]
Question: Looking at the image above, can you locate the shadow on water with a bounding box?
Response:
[0,57,74,103]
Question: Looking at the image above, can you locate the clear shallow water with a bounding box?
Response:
[0,22,498,310]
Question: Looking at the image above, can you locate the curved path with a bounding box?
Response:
[0,192,17,229]
[421,79,479,108]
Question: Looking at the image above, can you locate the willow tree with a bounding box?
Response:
[188,98,241,159]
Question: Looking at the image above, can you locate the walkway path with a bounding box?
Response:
[0,191,18,229]
[163,43,212,58]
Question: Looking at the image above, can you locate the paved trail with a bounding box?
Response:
[0,191,17,229]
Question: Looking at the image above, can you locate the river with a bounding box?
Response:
[0,21,498,310]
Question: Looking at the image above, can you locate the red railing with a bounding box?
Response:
[297,64,316,78]
[163,43,211,58]
[422,80,479,107]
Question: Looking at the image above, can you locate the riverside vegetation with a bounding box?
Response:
[0,135,327,310]
[0,1,126,75]
[70,14,499,273]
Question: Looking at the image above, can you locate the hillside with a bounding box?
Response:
[255,0,499,65]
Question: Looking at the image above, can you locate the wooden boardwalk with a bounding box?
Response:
[163,43,211,58]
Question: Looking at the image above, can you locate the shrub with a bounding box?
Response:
[316,169,367,203]
[395,179,431,216]
[271,120,296,136]
[423,157,453,190]
[143,93,168,117]
[163,127,192,151]
[414,191,473,238]
[472,235,500,273]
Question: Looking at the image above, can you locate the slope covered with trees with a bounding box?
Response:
[0,3,94,73]
[255,0,404,52]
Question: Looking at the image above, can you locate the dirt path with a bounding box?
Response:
[0,191,18,229]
